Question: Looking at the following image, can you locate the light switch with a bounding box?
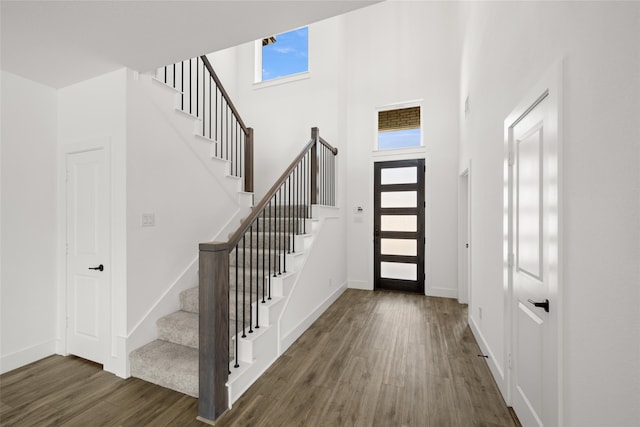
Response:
[141,213,155,227]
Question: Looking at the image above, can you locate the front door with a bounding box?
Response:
[506,71,560,426]
[66,147,110,364]
[374,159,425,293]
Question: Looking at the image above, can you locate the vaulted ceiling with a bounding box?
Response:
[1,1,380,88]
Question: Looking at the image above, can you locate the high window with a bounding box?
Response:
[377,106,422,150]
[257,27,309,83]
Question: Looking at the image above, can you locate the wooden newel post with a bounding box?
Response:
[310,127,319,205]
[244,128,254,193]
[198,243,230,423]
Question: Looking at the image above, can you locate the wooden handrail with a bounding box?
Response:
[200,55,249,134]
[200,127,339,254]
[198,127,338,423]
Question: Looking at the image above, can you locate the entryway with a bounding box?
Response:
[65,144,110,365]
[373,159,425,293]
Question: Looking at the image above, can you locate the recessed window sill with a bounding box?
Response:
[253,72,310,90]
[372,146,426,157]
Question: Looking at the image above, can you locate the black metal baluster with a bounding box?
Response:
[172,63,175,87]
[249,225,253,334]
[196,59,199,118]
[242,235,246,338]
[189,59,192,115]
[278,188,282,275]
[208,74,212,139]
[234,246,239,367]
[202,62,205,135]
[225,105,229,168]
[215,88,219,157]
[268,201,273,300]
[164,66,167,84]
[181,61,184,110]
[262,209,266,303]
[291,165,298,254]
[254,217,260,329]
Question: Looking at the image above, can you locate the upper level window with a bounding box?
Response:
[257,27,308,83]
[377,106,422,150]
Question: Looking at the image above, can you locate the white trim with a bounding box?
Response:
[0,339,57,375]
[469,316,508,398]
[458,166,471,304]
[503,60,563,423]
[348,280,371,290]
[374,100,424,152]
[253,72,310,90]
[253,26,310,86]
[370,153,431,294]
[279,282,347,352]
[58,138,113,370]
[425,287,458,299]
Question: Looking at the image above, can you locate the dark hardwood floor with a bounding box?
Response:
[1,289,519,426]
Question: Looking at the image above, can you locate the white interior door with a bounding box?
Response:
[506,70,560,427]
[66,147,109,364]
[458,170,470,304]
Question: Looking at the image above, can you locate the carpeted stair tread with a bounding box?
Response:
[129,339,198,397]
[157,311,198,348]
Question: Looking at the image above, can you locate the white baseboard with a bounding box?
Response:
[280,282,347,353]
[425,286,458,299]
[468,315,509,400]
[348,280,371,290]
[0,339,56,374]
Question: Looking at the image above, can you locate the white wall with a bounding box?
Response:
[125,70,245,358]
[233,16,348,200]
[58,68,128,376]
[0,71,58,373]
[344,1,460,297]
[279,210,347,350]
[459,2,640,425]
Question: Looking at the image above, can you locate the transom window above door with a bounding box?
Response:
[377,105,422,150]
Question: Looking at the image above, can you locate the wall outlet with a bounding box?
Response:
[141,213,155,227]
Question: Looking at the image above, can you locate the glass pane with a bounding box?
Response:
[381,239,417,256]
[381,191,417,208]
[378,129,421,150]
[381,167,417,185]
[262,27,308,81]
[381,215,417,232]
[380,262,417,280]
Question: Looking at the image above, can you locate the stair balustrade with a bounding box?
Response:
[160,55,253,192]
[198,127,337,422]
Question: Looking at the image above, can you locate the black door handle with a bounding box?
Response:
[527,298,549,312]
[88,264,104,272]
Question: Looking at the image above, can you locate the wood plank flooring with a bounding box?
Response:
[1,289,519,426]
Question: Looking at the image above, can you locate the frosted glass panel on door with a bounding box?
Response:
[381,191,417,208]
[381,239,417,256]
[380,262,417,280]
[381,167,417,185]
[381,215,417,232]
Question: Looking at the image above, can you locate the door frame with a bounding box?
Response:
[58,138,112,364]
[369,150,430,294]
[503,61,563,423]
[458,165,471,305]
[373,158,426,293]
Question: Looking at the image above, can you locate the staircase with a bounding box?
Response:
[127,55,339,424]
[129,208,317,397]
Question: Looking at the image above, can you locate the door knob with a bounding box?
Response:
[527,298,549,312]
[88,264,104,272]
